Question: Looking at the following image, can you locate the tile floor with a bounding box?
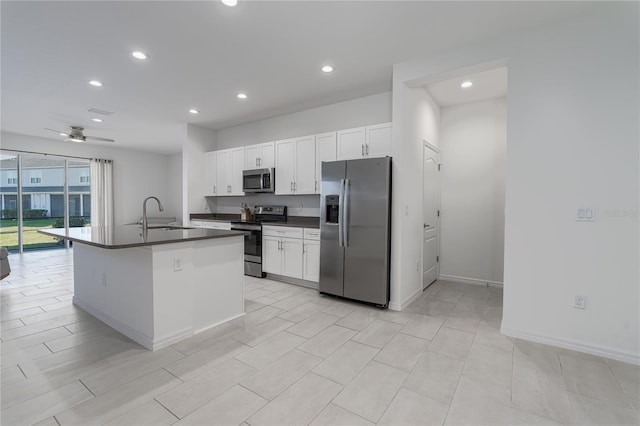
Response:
[1,249,638,425]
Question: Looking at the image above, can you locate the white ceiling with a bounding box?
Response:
[1,1,597,154]
[426,67,508,107]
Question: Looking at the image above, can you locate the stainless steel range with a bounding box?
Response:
[231,205,287,278]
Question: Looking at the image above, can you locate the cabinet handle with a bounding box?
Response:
[294,182,297,191]
[213,185,216,194]
[258,157,261,167]
[361,144,365,157]
[256,158,258,167]
[303,243,306,253]
[290,181,293,191]
[365,144,369,156]
[315,180,318,192]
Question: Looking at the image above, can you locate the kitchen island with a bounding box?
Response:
[40,226,247,350]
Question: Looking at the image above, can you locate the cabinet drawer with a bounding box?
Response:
[191,220,205,228]
[262,225,303,239]
[303,228,320,241]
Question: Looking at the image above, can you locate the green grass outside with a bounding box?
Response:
[0,218,89,251]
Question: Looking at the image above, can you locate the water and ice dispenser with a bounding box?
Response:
[325,195,340,224]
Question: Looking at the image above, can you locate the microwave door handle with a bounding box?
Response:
[343,178,350,247]
[338,179,345,247]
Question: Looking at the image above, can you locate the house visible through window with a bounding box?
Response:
[80,175,90,183]
[7,177,16,184]
[30,177,42,184]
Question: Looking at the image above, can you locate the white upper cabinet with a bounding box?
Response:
[275,138,296,194]
[245,142,275,169]
[212,147,244,196]
[366,123,392,158]
[315,132,337,194]
[337,123,391,160]
[230,147,245,195]
[295,136,316,194]
[204,151,217,195]
[337,127,366,160]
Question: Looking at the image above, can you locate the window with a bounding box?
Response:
[7,177,16,184]
[30,177,42,184]
[80,175,90,183]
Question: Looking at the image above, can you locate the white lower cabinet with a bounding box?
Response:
[190,220,231,230]
[263,226,320,282]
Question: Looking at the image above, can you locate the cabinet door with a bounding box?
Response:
[259,142,275,168]
[245,144,260,169]
[205,152,217,195]
[230,147,245,195]
[366,123,392,158]
[303,240,320,282]
[281,237,303,279]
[262,236,281,274]
[337,127,366,160]
[216,150,230,195]
[295,136,316,194]
[315,132,337,194]
[275,139,295,194]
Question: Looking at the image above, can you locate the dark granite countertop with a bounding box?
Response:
[39,226,246,250]
[190,214,320,229]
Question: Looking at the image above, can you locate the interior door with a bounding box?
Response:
[423,143,440,289]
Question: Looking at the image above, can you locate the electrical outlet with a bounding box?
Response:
[174,257,183,272]
[574,295,586,309]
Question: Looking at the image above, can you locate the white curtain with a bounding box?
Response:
[90,159,114,228]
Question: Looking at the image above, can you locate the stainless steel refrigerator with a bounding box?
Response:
[319,157,392,307]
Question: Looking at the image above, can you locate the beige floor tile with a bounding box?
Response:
[155,358,256,419]
[1,380,93,426]
[81,346,185,395]
[271,293,316,311]
[433,289,464,304]
[1,343,51,368]
[44,324,118,353]
[176,384,268,425]
[56,369,181,425]
[33,416,60,426]
[608,359,640,411]
[288,312,341,339]
[444,374,511,425]
[234,331,305,369]
[333,360,408,423]
[1,306,44,322]
[443,306,482,333]
[248,373,342,425]
[568,391,640,425]
[473,322,513,352]
[335,308,381,331]
[374,333,428,371]
[378,310,414,325]
[310,403,374,426]
[164,337,249,381]
[428,326,474,359]
[171,319,245,355]
[322,301,358,318]
[401,314,444,340]
[242,305,286,326]
[511,362,573,424]
[352,319,403,349]
[463,342,513,387]
[1,318,25,331]
[402,351,464,404]
[312,341,378,385]
[420,300,457,318]
[240,349,322,400]
[462,284,490,300]
[104,400,178,426]
[231,317,294,347]
[378,387,448,426]
[560,353,630,408]
[482,306,503,326]
[297,325,357,359]
[278,301,327,323]
[0,364,26,386]
[0,326,71,353]
[513,339,562,376]
[455,295,488,314]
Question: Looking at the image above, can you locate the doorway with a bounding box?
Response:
[422,142,440,290]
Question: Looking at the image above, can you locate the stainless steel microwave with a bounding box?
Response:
[243,168,275,193]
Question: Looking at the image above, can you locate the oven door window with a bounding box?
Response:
[244,231,262,257]
[243,174,262,190]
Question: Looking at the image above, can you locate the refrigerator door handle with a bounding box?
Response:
[343,178,350,247]
[338,178,345,247]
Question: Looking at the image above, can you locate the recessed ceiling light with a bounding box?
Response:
[221,0,238,6]
[461,81,473,88]
[322,65,333,73]
[89,80,103,87]
[189,109,200,114]
[91,118,103,123]
[131,51,148,60]
[237,93,248,99]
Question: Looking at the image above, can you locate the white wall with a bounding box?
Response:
[182,124,216,221]
[393,3,639,363]
[166,153,183,224]
[0,132,181,225]
[216,92,391,149]
[438,97,506,285]
[389,85,440,310]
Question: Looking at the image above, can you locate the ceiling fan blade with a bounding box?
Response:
[85,135,115,143]
[44,127,65,134]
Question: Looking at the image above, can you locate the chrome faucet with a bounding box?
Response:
[142,196,164,231]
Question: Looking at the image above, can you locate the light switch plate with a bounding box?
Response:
[576,208,596,222]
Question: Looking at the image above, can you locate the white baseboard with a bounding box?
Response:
[194,312,245,335]
[501,326,640,365]
[439,274,503,288]
[73,296,191,351]
[389,287,423,312]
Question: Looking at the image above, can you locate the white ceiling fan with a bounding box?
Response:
[45,126,115,143]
